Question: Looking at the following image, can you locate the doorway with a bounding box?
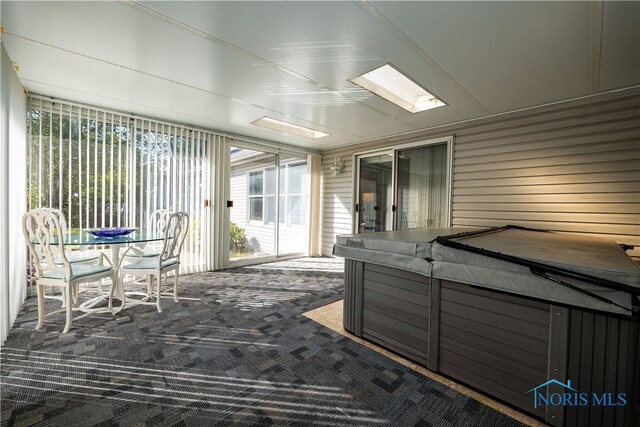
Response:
[227,146,309,265]
[353,137,452,233]
[355,153,393,233]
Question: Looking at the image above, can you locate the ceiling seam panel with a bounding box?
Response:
[123,0,419,130]
[4,32,363,140]
[363,1,491,115]
[20,77,236,129]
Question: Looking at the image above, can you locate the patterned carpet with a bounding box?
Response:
[1,257,525,426]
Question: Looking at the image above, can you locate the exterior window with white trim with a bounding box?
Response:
[248,171,264,222]
[246,162,308,226]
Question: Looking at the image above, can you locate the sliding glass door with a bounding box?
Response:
[355,153,393,233]
[227,147,309,264]
[278,153,309,255]
[228,147,277,260]
[395,142,449,229]
[354,137,451,233]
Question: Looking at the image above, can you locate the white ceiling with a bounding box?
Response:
[1,1,639,151]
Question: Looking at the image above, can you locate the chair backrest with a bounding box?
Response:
[23,208,71,280]
[149,209,173,236]
[159,212,189,266]
[44,208,69,234]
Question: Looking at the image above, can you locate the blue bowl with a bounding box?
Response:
[85,227,138,238]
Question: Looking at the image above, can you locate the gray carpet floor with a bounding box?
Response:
[1,257,525,426]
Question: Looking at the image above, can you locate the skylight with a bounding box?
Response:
[252,117,329,139]
[350,64,446,113]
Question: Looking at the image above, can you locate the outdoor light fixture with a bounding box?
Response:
[350,63,446,113]
[330,157,345,176]
[252,117,329,139]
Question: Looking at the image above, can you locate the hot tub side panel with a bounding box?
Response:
[435,279,639,427]
[343,259,363,336]
[361,263,431,366]
[563,309,639,427]
[436,279,551,420]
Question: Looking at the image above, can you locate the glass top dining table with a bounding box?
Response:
[49,230,169,312]
[52,230,166,246]
[50,230,167,268]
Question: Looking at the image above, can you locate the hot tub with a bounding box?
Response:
[334,225,640,427]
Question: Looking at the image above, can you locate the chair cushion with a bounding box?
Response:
[43,264,112,280]
[123,250,162,258]
[123,257,179,270]
[54,252,101,264]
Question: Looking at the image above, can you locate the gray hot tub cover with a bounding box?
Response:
[334,226,640,315]
[333,228,476,276]
[431,226,640,315]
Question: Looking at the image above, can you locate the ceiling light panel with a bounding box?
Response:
[351,64,446,113]
[252,117,329,139]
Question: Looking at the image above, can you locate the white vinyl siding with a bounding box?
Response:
[320,150,355,254]
[320,90,640,257]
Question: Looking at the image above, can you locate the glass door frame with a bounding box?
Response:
[351,136,454,233]
[224,141,311,269]
[392,136,454,229]
[352,149,395,234]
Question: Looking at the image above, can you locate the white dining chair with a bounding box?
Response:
[45,208,104,265]
[120,211,189,313]
[122,209,173,297]
[23,208,117,333]
[35,208,106,307]
[124,209,173,260]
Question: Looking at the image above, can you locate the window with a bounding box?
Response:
[248,171,263,221]
[265,168,277,223]
[353,136,453,234]
[246,162,307,226]
[286,163,307,226]
[26,97,212,273]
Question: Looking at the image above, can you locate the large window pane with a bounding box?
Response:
[278,156,308,254]
[26,98,210,274]
[265,168,276,195]
[279,195,285,225]
[395,143,447,229]
[248,171,263,196]
[249,198,263,221]
[288,163,307,194]
[229,146,276,260]
[288,195,306,226]
[357,154,393,233]
[266,195,276,223]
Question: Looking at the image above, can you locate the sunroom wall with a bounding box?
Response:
[0,42,27,345]
[319,89,640,258]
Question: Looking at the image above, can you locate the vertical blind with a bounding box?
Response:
[1,44,28,346]
[27,96,218,273]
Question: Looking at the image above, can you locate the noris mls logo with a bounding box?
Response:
[527,379,627,409]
